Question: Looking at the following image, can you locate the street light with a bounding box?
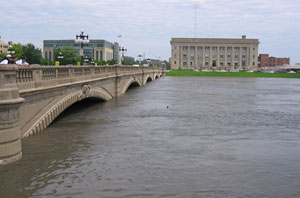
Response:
[75,29,89,65]
[119,46,127,64]
[137,54,143,66]
[7,46,15,55]
[57,51,64,65]
[84,56,89,65]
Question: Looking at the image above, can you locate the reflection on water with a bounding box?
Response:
[1,77,300,198]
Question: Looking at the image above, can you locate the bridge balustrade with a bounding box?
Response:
[15,65,162,91]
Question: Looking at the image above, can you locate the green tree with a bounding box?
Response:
[0,53,5,60]
[22,43,42,64]
[107,59,117,65]
[95,60,107,65]
[55,47,80,65]
[11,43,23,59]
[122,56,135,65]
[40,58,54,65]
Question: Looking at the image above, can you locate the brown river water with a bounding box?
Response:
[1,76,300,198]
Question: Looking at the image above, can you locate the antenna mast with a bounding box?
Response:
[194,0,198,38]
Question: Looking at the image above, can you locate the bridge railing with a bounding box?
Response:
[15,65,163,91]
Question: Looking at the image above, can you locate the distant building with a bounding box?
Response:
[145,59,166,68]
[43,39,120,63]
[170,35,259,71]
[258,54,290,67]
[0,40,10,54]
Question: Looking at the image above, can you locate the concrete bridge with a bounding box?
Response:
[0,65,164,165]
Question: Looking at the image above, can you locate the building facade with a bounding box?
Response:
[43,39,120,63]
[0,40,10,54]
[258,54,290,67]
[170,35,259,71]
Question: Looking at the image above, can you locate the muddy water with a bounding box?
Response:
[1,77,300,198]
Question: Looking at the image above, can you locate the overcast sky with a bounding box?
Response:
[1,0,300,63]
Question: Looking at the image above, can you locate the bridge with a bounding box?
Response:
[0,65,164,165]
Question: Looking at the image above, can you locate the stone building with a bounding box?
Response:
[170,35,259,71]
[0,40,10,54]
[43,39,120,63]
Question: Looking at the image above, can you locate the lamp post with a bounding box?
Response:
[137,54,143,66]
[75,29,89,65]
[57,51,64,65]
[7,46,15,55]
[84,56,89,65]
[119,46,127,64]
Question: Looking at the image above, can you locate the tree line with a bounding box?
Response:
[1,43,169,67]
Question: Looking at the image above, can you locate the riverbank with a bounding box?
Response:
[166,70,300,78]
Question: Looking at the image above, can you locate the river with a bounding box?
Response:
[1,77,300,198]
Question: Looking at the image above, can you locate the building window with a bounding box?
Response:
[197,46,203,50]
[205,54,209,58]
[243,47,247,51]
[227,62,231,66]
[174,54,177,58]
[242,55,246,59]
[253,48,256,51]
[183,61,187,66]
[242,61,246,66]
[220,62,224,66]
[227,55,231,59]
[205,47,210,51]
[213,55,217,59]
[198,61,202,66]
[198,55,202,59]
[174,61,176,64]
[220,47,225,51]
[220,55,224,59]
[212,47,217,51]
[96,51,99,60]
[183,46,188,51]
[235,62,238,66]
[49,51,52,61]
[253,62,255,66]
[45,51,48,59]
[235,55,239,59]
[100,51,103,61]
[190,62,193,66]
[190,46,195,51]
[227,47,232,51]
[205,62,209,66]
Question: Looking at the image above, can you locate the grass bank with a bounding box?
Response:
[166,70,300,78]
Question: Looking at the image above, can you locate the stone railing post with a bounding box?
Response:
[0,65,24,165]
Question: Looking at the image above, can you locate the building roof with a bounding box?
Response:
[0,40,8,46]
[171,37,259,44]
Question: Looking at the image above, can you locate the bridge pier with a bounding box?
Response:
[0,65,24,165]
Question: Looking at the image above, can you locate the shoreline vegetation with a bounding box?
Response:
[166,70,300,78]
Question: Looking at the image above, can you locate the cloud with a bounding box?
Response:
[0,0,300,63]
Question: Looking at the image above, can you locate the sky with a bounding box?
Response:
[1,0,300,63]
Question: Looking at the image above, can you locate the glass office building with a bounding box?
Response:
[43,39,120,63]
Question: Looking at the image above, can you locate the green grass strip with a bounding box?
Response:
[166,70,300,78]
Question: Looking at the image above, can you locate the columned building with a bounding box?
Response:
[43,39,120,63]
[170,35,259,71]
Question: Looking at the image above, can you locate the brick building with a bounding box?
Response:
[258,54,290,67]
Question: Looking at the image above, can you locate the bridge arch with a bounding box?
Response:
[22,87,112,138]
[143,74,154,85]
[120,77,142,95]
